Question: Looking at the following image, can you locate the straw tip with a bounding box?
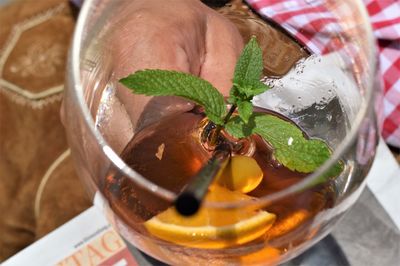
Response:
[175,193,200,216]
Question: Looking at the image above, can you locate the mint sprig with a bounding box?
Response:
[119,37,343,178]
[120,70,227,125]
[229,37,270,122]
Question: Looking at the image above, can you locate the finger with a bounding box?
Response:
[113,23,197,130]
[200,12,244,96]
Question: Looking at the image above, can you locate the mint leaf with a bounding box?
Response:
[225,116,249,138]
[226,113,342,174]
[308,162,344,187]
[242,80,270,98]
[233,37,263,89]
[326,161,343,178]
[229,81,269,104]
[237,100,253,123]
[120,70,227,125]
[231,36,270,102]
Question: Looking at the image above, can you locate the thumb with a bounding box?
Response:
[200,13,243,96]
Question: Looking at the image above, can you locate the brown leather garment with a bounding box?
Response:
[0,0,91,261]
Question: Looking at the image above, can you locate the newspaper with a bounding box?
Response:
[2,207,138,266]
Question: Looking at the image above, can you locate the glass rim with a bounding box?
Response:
[70,0,377,208]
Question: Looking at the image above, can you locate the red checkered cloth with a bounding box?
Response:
[246,0,400,147]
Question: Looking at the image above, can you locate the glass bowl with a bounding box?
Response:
[63,0,380,264]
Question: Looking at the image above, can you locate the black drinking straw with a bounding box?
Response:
[174,143,231,216]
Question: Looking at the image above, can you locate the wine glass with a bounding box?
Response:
[63,0,380,264]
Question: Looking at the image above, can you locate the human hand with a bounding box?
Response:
[112,0,244,129]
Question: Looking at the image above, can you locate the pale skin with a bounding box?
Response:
[112,0,244,128]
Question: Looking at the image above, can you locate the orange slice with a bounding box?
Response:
[216,155,263,193]
[144,186,276,249]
